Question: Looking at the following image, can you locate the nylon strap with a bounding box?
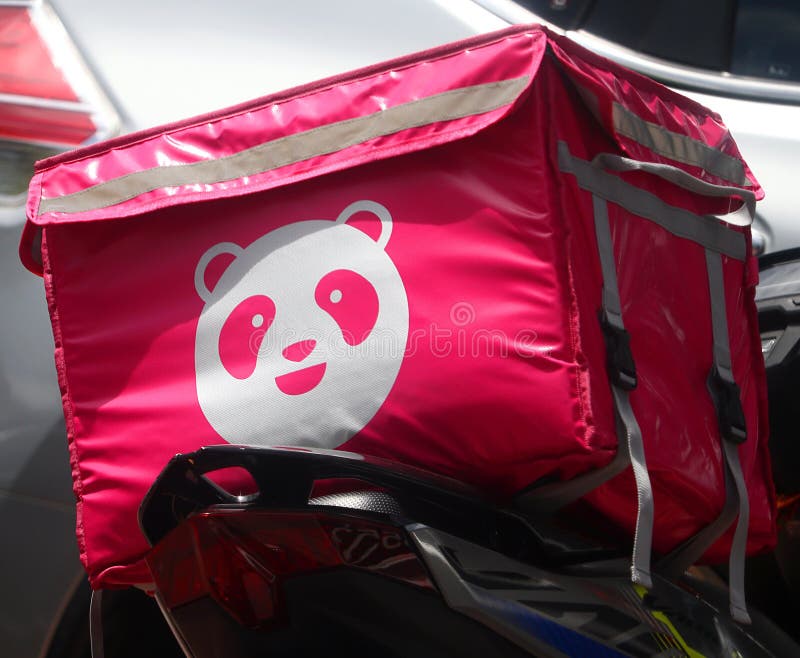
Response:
[705,248,751,624]
[593,194,624,325]
[590,152,756,226]
[659,249,751,623]
[516,194,654,588]
[520,152,659,587]
[515,424,630,514]
[723,440,751,624]
[557,142,748,261]
[594,195,653,588]
[656,462,738,580]
[90,590,105,658]
[612,385,653,588]
[554,141,752,613]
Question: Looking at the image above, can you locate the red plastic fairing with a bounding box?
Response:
[147,510,434,628]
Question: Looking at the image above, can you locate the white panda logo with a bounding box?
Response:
[194,200,408,448]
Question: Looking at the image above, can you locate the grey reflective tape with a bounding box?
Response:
[591,152,756,226]
[557,142,747,261]
[612,103,749,187]
[38,76,531,216]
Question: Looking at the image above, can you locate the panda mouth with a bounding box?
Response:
[275,362,327,395]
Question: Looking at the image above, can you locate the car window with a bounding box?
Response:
[518,0,800,84]
[732,0,800,82]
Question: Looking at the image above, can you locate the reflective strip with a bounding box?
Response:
[706,248,751,624]
[590,152,755,226]
[612,103,749,186]
[38,76,530,216]
[557,142,747,261]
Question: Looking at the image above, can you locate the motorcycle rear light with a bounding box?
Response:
[146,510,434,629]
[0,2,117,203]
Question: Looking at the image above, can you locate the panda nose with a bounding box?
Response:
[282,339,317,363]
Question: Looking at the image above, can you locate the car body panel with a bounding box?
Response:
[49,0,506,132]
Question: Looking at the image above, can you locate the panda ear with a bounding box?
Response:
[195,242,244,302]
[335,200,393,249]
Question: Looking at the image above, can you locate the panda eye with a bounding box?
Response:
[315,269,378,346]
[219,295,276,379]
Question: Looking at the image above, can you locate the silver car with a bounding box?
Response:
[1,1,798,656]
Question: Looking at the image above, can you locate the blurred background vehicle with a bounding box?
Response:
[1,1,798,656]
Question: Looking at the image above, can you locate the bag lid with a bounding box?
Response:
[21,24,761,275]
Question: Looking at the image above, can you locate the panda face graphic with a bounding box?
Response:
[194,200,408,448]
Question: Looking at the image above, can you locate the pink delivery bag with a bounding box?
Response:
[20,25,774,617]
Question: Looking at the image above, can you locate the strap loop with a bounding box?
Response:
[590,151,756,225]
[557,142,749,261]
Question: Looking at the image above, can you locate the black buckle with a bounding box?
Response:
[707,366,747,444]
[599,311,637,391]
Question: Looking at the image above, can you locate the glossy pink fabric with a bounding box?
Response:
[22,25,774,587]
